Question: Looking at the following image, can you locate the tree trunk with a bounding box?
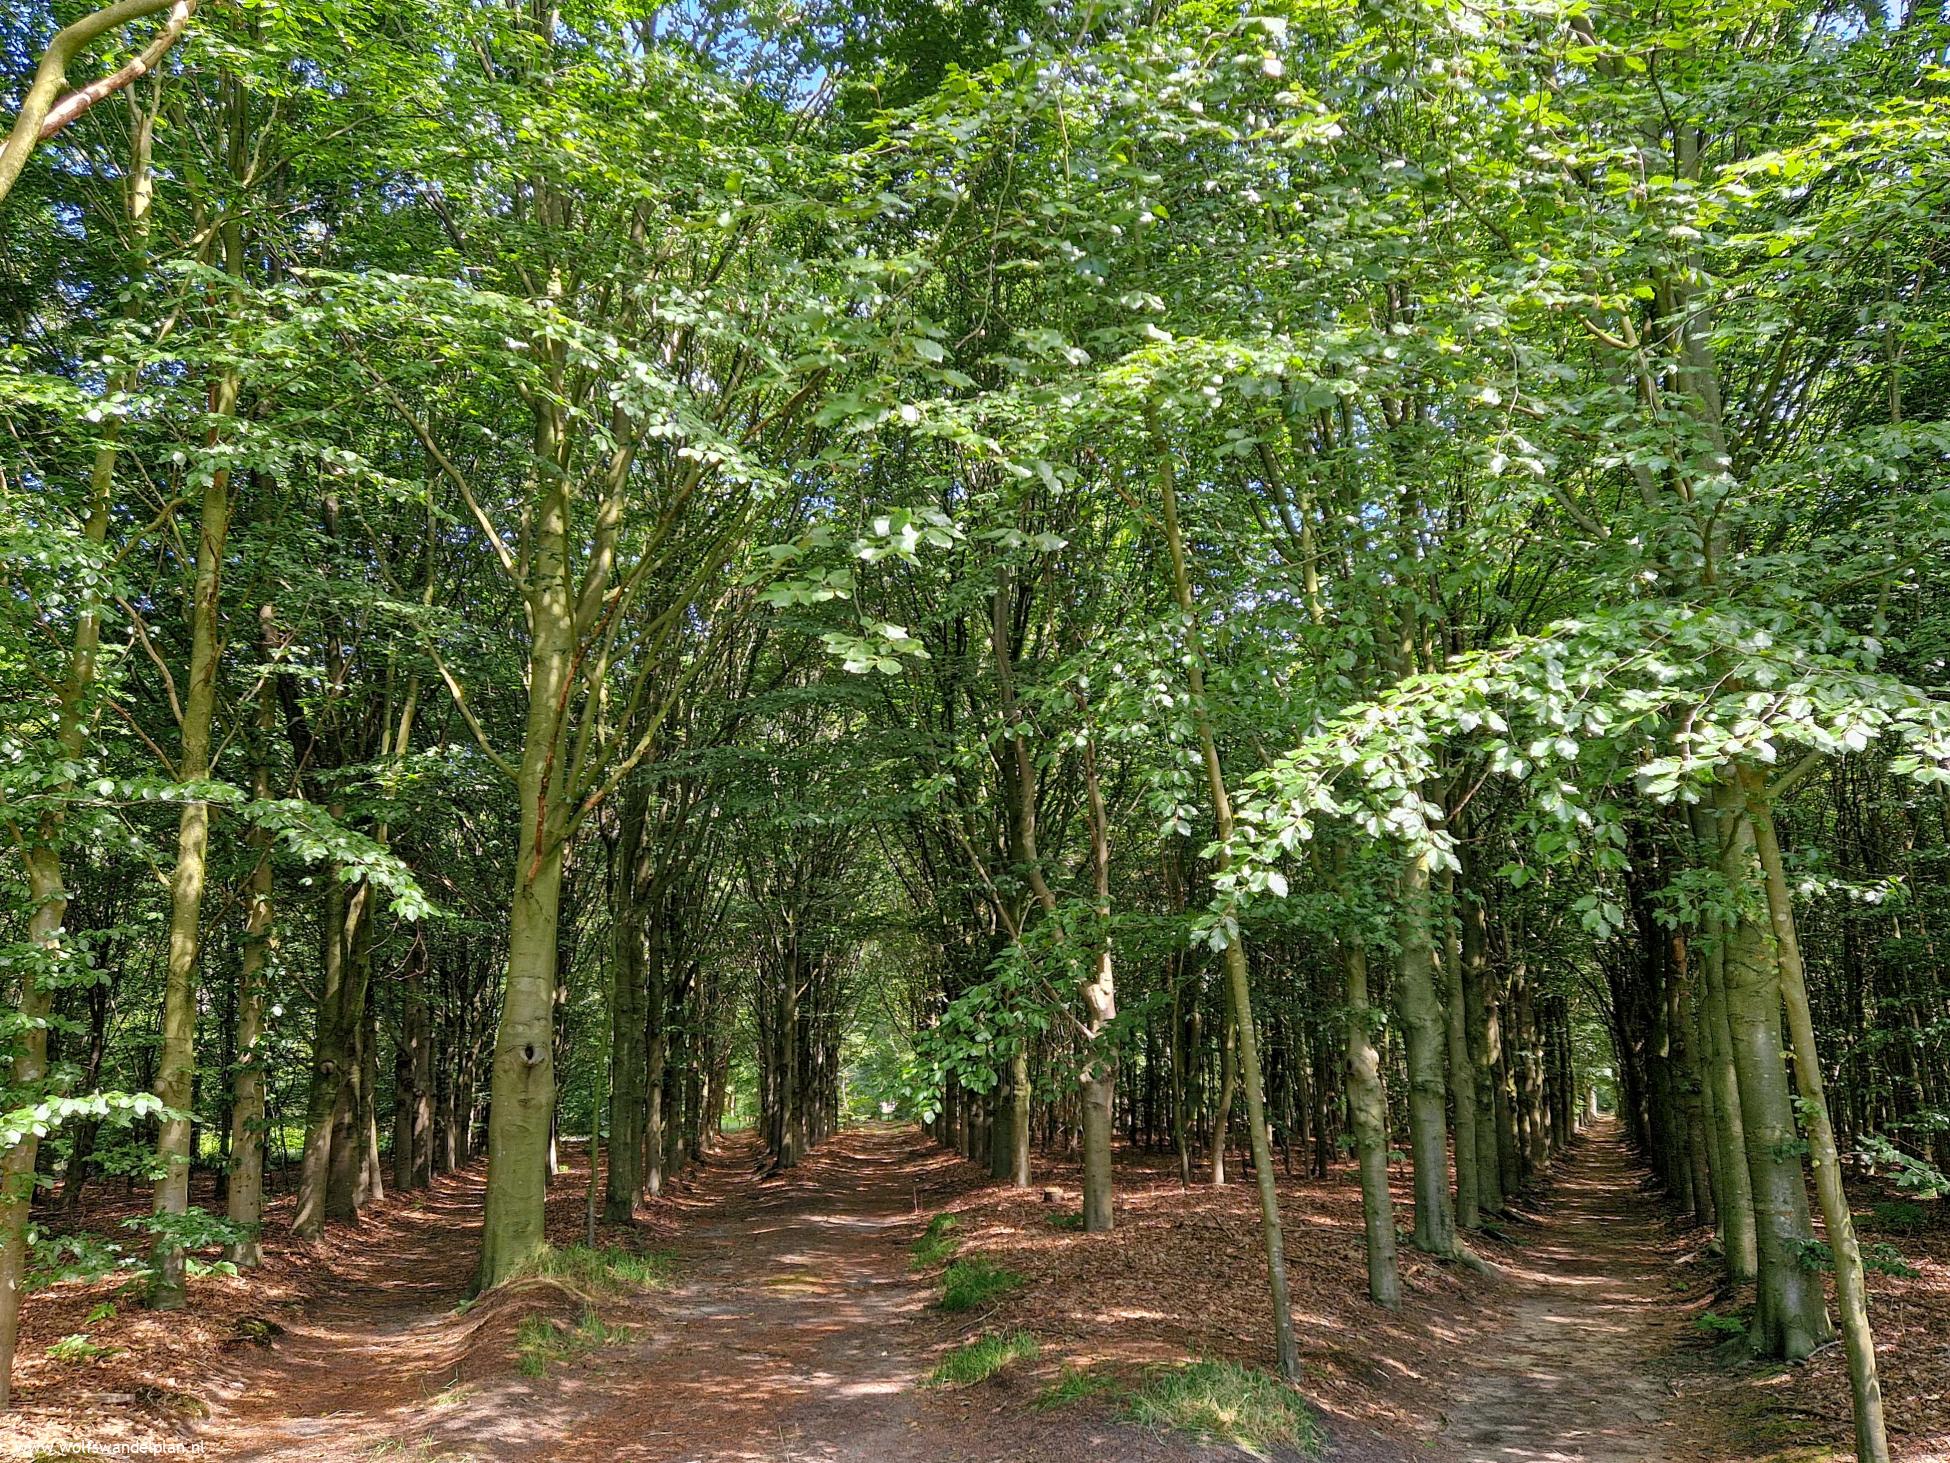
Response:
[1153,406,1299,1382]
[150,358,236,1310]
[1710,781,1832,1360]
[1744,771,1889,1463]
[1210,1011,1237,1185]
[0,93,143,1377]
[1440,866,1479,1230]
[225,665,276,1266]
[294,875,347,1238]
[1395,849,1455,1256]
[1460,849,1505,1217]
[1345,940,1402,1309]
[476,446,576,1290]
[1079,726,1116,1228]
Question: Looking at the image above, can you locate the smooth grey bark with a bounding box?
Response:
[1344,940,1402,1309]
[1395,849,1456,1256]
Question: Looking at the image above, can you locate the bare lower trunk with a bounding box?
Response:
[477,445,575,1290]
[1460,852,1505,1217]
[150,375,235,1310]
[1710,781,1831,1360]
[224,683,275,1265]
[1395,850,1455,1256]
[1210,1011,1237,1185]
[1345,941,1401,1308]
[1080,728,1115,1228]
[1154,407,1298,1381]
[1744,772,1888,1463]
[477,836,566,1288]
[1440,866,1479,1230]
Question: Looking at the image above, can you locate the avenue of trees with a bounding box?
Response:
[3,0,1949,1458]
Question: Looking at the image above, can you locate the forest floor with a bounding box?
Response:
[4,1121,1947,1462]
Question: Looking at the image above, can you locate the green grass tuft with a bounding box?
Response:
[1036,1363,1125,1409]
[1046,1211,1086,1232]
[1869,1199,1931,1236]
[515,1306,631,1376]
[938,1256,1023,1312]
[513,1244,673,1294]
[910,1213,961,1270]
[1694,1308,1749,1338]
[1125,1359,1319,1458]
[927,1330,1039,1386]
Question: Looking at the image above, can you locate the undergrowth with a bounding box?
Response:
[1125,1359,1319,1458]
[927,1330,1039,1386]
[938,1256,1023,1312]
[515,1307,631,1376]
[910,1213,960,1269]
[515,1244,673,1294]
[1036,1363,1125,1409]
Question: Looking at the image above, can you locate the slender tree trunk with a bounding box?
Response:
[325,881,373,1222]
[1440,866,1479,1229]
[1460,849,1504,1217]
[1395,849,1455,1256]
[1703,928,1758,1278]
[1744,771,1889,1463]
[294,876,346,1237]
[1079,729,1115,1229]
[0,95,147,1389]
[1210,1012,1237,1185]
[150,355,237,1311]
[1710,781,1832,1359]
[1345,939,1402,1308]
[1153,407,1299,1382]
[604,788,648,1220]
[224,658,276,1266]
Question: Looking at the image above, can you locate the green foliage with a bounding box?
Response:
[909,1214,961,1270]
[937,1257,1022,1313]
[1856,1134,1950,1200]
[1695,1310,1750,1338]
[513,1246,672,1295]
[515,1308,631,1377]
[27,1207,247,1293]
[926,1330,1038,1386]
[1791,1240,1919,1280]
[1125,1360,1319,1458]
[45,1333,121,1363]
[1036,1364,1126,1409]
[1046,1212,1085,1232]
[1869,1201,1932,1237]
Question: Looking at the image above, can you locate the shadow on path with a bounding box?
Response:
[1439,1123,1689,1463]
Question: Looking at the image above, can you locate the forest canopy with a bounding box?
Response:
[2,0,1949,1457]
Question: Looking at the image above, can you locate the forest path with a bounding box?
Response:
[1437,1123,1690,1462]
[201,1124,1225,1462]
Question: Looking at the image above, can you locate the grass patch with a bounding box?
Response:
[1126,1359,1319,1458]
[1046,1211,1086,1232]
[938,1256,1023,1312]
[364,1439,483,1463]
[927,1330,1039,1386]
[45,1333,121,1363]
[515,1307,632,1376]
[1868,1200,1931,1236]
[425,1379,476,1408]
[514,1244,672,1294]
[1037,1363,1126,1409]
[1694,1308,1749,1339]
[910,1213,961,1270]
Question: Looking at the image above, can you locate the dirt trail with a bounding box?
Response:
[1438,1125,1689,1462]
[201,1125,1221,1462]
